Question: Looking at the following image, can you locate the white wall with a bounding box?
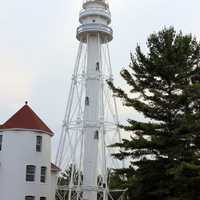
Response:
[51,172,58,200]
[0,130,52,200]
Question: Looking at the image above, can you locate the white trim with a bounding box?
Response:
[0,128,53,136]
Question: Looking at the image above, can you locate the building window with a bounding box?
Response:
[40,166,47,183]
[40,197,46,200]
[36,136,42,152]
[26,165,36,182]
[0,135,2,151]
[25,196,35,200]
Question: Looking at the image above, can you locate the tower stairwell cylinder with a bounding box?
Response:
[82,33,101,200]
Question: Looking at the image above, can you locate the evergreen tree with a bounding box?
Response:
[108,27,200,200]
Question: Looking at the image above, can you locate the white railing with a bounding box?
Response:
[79,8,111,23]
[77,23,113,35]
[83,0,109,4]
[80,7,110,17]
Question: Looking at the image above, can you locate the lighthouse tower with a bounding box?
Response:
[56,1,123,200]
[78,1,112,200]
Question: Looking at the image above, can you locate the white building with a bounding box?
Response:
[0,102,60,200]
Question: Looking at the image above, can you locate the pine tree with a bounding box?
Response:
[108,27,200,200]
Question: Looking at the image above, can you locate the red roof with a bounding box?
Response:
[0,103,53,136]
[51,163,61,172]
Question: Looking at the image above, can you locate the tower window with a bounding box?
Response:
[40,166,47,183]
[94,130,99,140]
[96,62,100,71]
[25,196,35,200]
[85,97,90,106]
[40,197,47,200]
[0,135,2,151]
[36,136,42,152]
[26,165,36,182]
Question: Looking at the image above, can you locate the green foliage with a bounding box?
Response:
[108,27,200,200]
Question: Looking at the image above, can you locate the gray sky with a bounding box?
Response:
[0,0,200,157]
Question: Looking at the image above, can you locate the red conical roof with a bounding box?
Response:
[0,103,53,136]
[51,163,61,172]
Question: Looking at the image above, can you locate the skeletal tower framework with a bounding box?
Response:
[56,1,125,200]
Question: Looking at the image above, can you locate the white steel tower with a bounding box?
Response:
[56,1,125,200]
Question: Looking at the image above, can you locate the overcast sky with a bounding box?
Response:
[0,0,200,158]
